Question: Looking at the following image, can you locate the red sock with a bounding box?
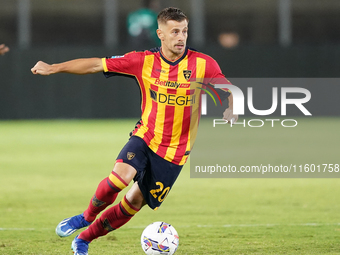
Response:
[83,172,128,222]
[79,196,140,242]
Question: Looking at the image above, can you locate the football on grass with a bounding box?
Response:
[141,222,179,255]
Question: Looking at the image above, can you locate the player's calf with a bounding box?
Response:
[83,172,128,222]
[78,195,140,242]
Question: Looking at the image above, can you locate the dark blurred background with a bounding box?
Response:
[0,0,339,119]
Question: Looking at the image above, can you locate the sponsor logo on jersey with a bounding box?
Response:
[149,89,196,106]
[155,68,167,74]
[154,79,190,89]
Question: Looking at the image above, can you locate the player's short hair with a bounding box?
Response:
[157,7,189,25]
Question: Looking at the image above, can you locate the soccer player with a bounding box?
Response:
[31,7,238,255]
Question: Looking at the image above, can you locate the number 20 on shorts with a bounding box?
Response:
[150,182,170,202]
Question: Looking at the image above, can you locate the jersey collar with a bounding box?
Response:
[159,47,188,66]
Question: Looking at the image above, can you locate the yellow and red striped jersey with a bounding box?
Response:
[102,47,231,165]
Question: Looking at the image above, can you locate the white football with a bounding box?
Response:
[141,222,179,255]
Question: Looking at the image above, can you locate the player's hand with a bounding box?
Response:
[0,44,9,55]
[223,107,238,124]
[31,61,54,75]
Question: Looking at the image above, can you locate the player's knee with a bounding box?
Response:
[112,162,137,184]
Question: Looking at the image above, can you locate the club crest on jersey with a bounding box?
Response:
[127,152,135,160]
[183,70,192,81]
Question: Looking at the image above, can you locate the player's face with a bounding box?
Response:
[158,20,188,60]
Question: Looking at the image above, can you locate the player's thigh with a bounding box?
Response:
[125,181,147,210]
[112,162,137,185]
[113,136,148,184]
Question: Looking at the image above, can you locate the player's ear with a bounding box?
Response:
[157,29,164,41]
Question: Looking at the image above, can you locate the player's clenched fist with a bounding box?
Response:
[31,61,54,75]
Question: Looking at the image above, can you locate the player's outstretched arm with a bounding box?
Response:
[223,93,239,124]
[31,58,103,76]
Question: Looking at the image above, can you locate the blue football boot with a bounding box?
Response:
[71,235,90,255]
[56,213,91,237]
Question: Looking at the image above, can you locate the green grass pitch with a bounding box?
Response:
[0,118,339,254]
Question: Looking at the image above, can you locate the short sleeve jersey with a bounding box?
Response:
[103,47,231,165]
